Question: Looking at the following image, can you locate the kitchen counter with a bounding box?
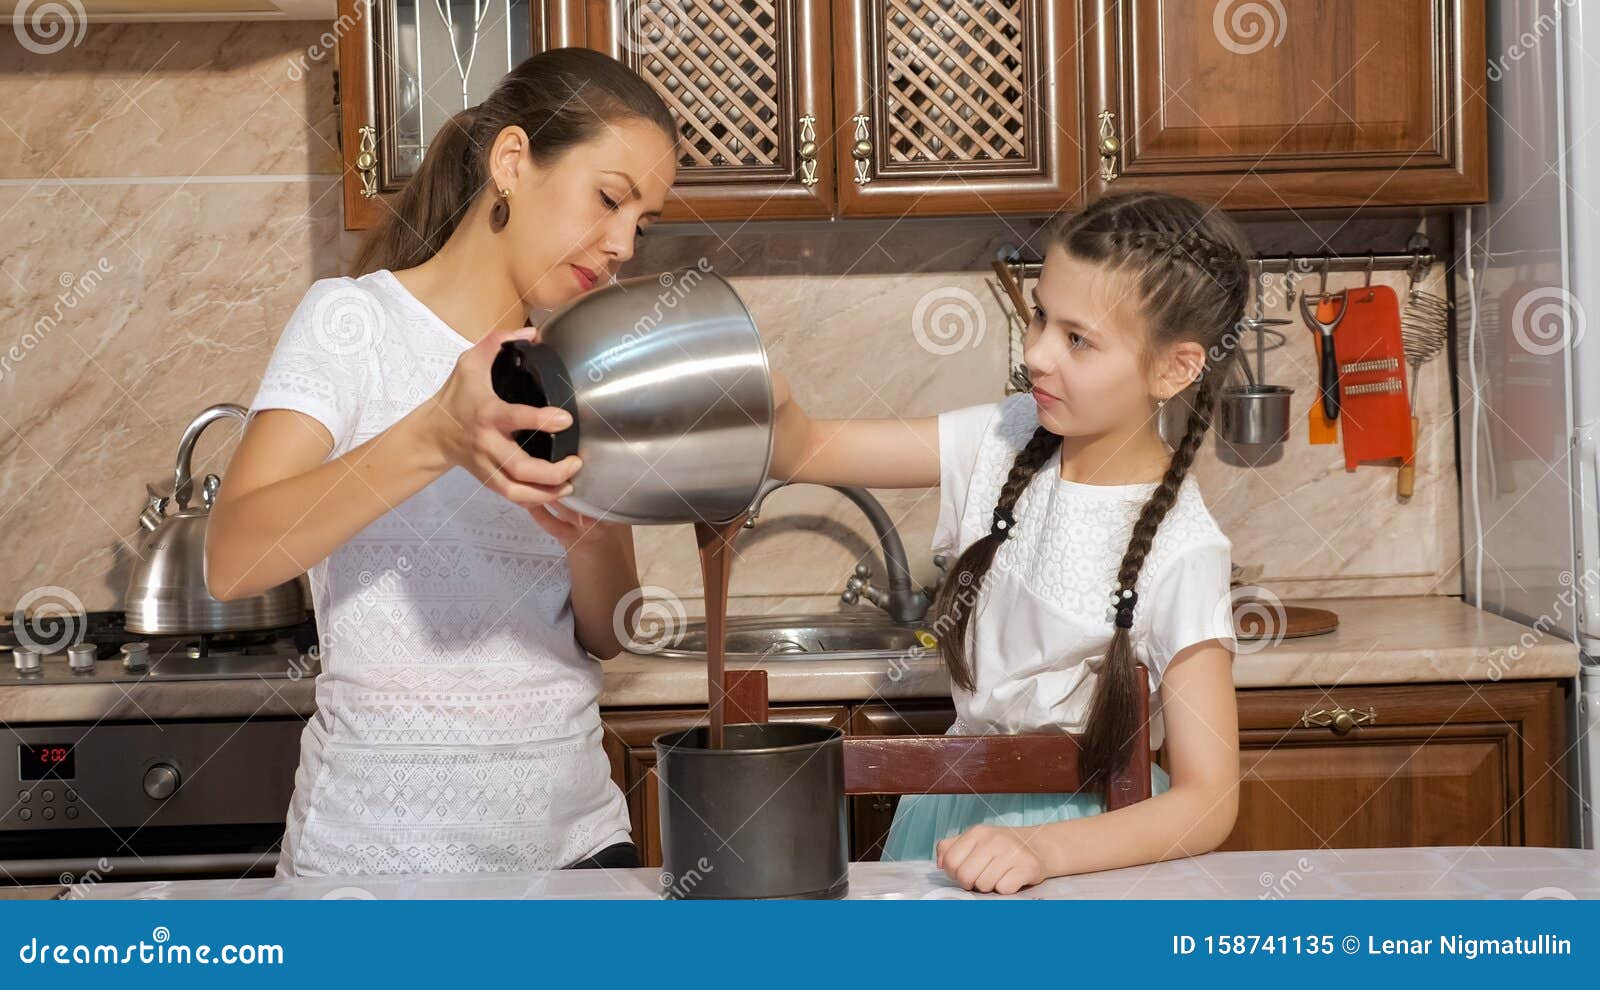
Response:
[16,846,1597,900]
[600,594,1581,705]
[0,596,1578,722]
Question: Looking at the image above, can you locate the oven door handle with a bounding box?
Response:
[4,851,279,884]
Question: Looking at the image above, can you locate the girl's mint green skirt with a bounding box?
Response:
[881,762,1172,861]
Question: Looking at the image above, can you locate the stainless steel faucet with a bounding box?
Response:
[745,480,941,626]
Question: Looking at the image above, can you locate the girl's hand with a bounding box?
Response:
[767,369,810,481]
[529,499,627,554]
[936,824,1048,895]
[771,368,793,410]
[418,325,582,509]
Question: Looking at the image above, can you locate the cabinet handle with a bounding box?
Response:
[851,113,873,185]
[797,114,819,187]
[356,124,379,198]
[1299,705,1377,736]
[1096,109,1121,182]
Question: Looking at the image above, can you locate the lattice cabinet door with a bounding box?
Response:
[831,0,1083,217]
[588,0,837,220]
[1084,0,1487,208]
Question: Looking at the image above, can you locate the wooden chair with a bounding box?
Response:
[719,667,1153,812]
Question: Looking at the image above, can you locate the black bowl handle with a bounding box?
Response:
[490,340,580,462]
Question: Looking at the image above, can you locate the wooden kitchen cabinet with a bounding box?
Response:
[339,0,1487,227]
[587,0,838,221]
[600,677,1569,867]
[1221,680,1570,851]
[847,701,958,860]
[829,0,1084,217]
[1085,0,1488,208]
[600,705,850,867]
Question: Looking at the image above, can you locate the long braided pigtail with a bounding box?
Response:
[1079,371,1223,780]
[932,426,1062,692]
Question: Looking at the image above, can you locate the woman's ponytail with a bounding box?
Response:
[353,107,481,276]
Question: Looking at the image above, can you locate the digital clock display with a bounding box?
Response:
[20,743,75,781]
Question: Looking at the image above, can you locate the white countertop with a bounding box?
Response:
[0,596,1578,722]
[49,846,1599,901]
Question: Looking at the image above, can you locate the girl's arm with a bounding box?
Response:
[937,640,1240,893]
[206,327,581,601]
[769,370,941,489]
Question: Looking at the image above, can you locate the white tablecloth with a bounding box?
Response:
[62,846,1599,900]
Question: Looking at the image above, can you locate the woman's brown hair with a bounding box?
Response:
[352,47,679,276]
[931,190,1250,783]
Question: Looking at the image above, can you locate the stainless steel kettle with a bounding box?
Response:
[491,267,773,525]
[124,403,306,635]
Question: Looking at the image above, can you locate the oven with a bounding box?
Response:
[1,610,317,887]
[1,719,305,884]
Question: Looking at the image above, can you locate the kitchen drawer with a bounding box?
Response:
[1222,680,1570,851]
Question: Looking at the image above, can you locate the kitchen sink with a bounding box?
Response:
[648,613,936,661]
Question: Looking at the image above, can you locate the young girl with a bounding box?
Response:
[206,49,677,876]
[770,191,1245,894]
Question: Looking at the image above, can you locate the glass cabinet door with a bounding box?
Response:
[341,0,548,228]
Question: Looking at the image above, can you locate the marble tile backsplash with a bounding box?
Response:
[0,21,1460,622]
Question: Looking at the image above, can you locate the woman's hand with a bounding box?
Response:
[936,824,1049,895]
[529,500,628,555]
[418,325,582,508]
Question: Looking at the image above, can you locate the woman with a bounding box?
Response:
[206,48,679,876]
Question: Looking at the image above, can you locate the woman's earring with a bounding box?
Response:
[489,186,512,232]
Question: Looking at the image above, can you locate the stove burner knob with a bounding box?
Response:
[13,649,41,675]
[142,764,180,801]
[121,642,150,672]
[67,644,97,674]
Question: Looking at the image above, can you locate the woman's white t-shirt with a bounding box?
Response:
[934,392,1238,750]
[249,269,631,877]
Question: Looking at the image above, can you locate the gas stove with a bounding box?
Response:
[0,610,319,685]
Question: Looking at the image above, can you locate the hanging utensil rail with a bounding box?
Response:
[999,238,1435,282]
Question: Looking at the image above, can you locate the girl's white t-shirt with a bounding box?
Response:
[249,269,631,877]
[935,392,1238,750]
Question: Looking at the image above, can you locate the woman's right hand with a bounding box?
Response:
[419,325,583,508]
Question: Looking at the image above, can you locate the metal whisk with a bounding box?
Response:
[1397,271,1450,498]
